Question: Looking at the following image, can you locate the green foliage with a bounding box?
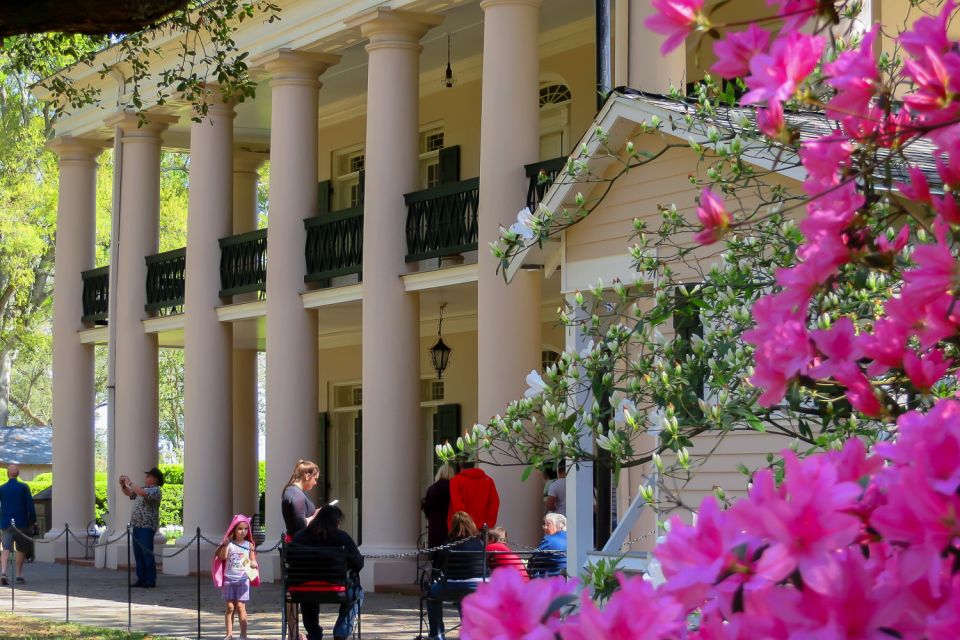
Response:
[158,483,183,528]
[158,463,183,485]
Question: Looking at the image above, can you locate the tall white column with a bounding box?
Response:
[47,137,105,554]
[628,0,686,92]
[164,92,237,574]
[346,7,441,588]
[259,50,339,564]
[477,0,544,548]
[104,113,176,535]
[232,151,267,518]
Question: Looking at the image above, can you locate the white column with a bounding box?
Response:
[232,151,266,518]
[477,0,544,548]
[165,92,237,574]
[628,0,685,92]
[346,7,441,588]
[104,113,176,541]
[45,137,105,558]
[565,297,595,575]
[259,50,339,576]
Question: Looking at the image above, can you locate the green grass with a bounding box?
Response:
[0,613,178,639]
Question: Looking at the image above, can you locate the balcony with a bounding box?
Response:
[219,228,267,298]
[404,178,479,263]
[81,266,110,324]
[145,248,186,314]
[524,156,566,212]
[304,207,363,286]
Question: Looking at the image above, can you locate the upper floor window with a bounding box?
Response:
[420,126,444,189]
[333,146,364,210]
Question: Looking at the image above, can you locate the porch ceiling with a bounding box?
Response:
[164,0,592,146]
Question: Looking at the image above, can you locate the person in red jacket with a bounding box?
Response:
[447,460,499,531]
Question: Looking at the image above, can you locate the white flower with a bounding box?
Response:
[524,369,548,398]
[509,207,536,240]
[614,396,638,426]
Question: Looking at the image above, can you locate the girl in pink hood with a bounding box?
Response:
[212,514,260,639]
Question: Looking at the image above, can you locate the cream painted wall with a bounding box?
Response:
[315,42,598,185]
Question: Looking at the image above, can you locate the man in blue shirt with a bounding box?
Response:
[0,464,37,585]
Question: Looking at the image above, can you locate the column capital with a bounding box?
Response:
[46,136,109,163]
[480,0,543,9]
[346,8,443,49]
[104,111,179,142]
[233,150,269,174]
[189,83,239,119]
[253,49,341,88]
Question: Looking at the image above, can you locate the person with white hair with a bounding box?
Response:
[529,512,567,577]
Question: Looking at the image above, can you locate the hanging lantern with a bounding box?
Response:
[429,303,452,379]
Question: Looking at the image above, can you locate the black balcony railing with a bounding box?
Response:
[145,247,186,314]
[81,266,110,324]
[304,207,363,285]
[219,228,267,298]
[524,156,566,212]
[404,177,479,263]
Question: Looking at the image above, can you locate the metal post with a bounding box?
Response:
[280,540,286,640]
[10,519,15,612]
[127,525,132,631]
[196,526,201,640]
[595,0,612,111]
[65,523,70,623]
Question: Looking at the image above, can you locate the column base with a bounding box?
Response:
[358,544,420,592]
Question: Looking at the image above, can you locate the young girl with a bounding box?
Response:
[212,514,260,640]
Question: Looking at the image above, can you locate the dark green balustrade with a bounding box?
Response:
[81,266,110,323]
[404,177,479,262]
[524,156,566,212]
[219,228,267,298]
[304,207,363,285]
[145,247,186,314]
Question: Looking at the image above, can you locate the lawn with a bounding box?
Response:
[0,613,177,639]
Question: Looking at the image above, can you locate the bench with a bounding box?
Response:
[281,543,362,640]
[416,544,566,639]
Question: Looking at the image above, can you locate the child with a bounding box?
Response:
[212,514,260,640]
[486,527,529,580]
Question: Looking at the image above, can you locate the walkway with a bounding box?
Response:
[0,561,444,639]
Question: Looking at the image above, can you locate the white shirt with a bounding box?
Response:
[224,542,249,581]
[547,477,566,516]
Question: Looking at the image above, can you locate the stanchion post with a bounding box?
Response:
[10,519,15,612]
[65,523,70,623]
[127,525,132,632]
[196,526,201,640]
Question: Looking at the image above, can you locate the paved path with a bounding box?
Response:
[0,561,451,639]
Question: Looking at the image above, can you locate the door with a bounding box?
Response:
[432,404,460,474]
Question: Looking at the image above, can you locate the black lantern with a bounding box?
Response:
[430,303,452,379]
[443,33,456,88]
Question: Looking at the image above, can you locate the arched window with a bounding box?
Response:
[538,81,571,160]
[539,83,572,107]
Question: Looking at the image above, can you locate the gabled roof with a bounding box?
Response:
[0,427,53,465]
[506,89,938,282]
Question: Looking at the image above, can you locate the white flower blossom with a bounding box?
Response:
[524,369,548,398]
[509,207,536,240]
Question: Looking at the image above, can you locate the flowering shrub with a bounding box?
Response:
[456,0,960,635]
[463,416,960,637]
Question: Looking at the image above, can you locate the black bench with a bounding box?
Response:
[416,544,567,639]
[281,543,362,640]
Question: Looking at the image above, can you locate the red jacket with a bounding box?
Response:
[447,468,500,530]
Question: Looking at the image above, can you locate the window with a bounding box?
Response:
[539,83,572,107]
[333,146,365,211]
[541,349,561,372]
[420,126,444,189]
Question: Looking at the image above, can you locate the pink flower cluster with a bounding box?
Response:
[461,419,960,638]
[702,1,960,409]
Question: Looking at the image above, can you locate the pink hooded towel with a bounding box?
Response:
[211,514,261,588]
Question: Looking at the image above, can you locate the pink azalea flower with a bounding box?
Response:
[693,187,731,245]
[800,135,853,195]
[871,465,960,554]
[877,400,960,496]
[926,573,960,637]
[756,102,789,142]
[560,576,685,640]
[825,29,879,124]
[875,225,909,254]
[903,348,952,392]
[835,367,883,417]
[932,194,960,225]
[858,317,909,376]
[732,453,863,594]
[766,0,819,30]
[741,32,824,108]
[898,0,954,59]
[711,25,771,79]
[902,48,960,115]
[645,0,705,55]
[895,167,931,204]
[743,294,814,406]
[884,294,957,350]
[809,317,864,379]
[902,225,958,307]
[461,568,576,640]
